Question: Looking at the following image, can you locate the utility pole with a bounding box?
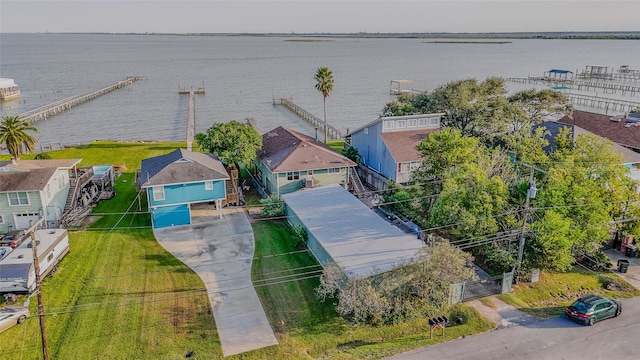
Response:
[28,219,50,360]
[514,165,536,282]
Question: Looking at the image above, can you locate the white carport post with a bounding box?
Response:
[217,199,223,219]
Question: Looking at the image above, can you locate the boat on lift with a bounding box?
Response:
[0,78,21,101]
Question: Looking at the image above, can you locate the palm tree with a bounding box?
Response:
[0,115,38,163]
[314,67,334,143]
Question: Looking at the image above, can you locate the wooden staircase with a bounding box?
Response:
[223,169,240,206]
[62,168,94,216]
[349,166,366,197]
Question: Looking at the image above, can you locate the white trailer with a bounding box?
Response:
[0,229,70,294]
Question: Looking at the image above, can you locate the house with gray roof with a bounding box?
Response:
[347,113,444,190]
[139,149,230,228]
[254,126,356,196]
[0,159,81,233]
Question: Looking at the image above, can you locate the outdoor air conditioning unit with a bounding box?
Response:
[304,178,313,188]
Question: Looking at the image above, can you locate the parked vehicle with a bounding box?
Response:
[0,306,29,333]
[565,294,621,325]
[0,229,27,248]
[0,229,70,294]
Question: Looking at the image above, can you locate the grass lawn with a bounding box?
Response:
[241,220,495,360]
[498,268,640,318]
[0,229,220,360]
[1,141,495,359]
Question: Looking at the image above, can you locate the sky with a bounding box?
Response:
[1,0,639,34]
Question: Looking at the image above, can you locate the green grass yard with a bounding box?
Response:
[0,141,496,359]
[498,269,640,318]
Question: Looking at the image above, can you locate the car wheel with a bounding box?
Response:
[615,307,622,317]
[588,318,596,326]
[17,315,27,324]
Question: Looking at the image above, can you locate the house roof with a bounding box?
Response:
[558,110,640,150]
[380,128,440,163]
[0,159,81,170]
[257,126,356,173]
[139,149,230,188]
[348,113,446,136]
[0,168,58,192]
[282,184,424,278]
[0,159,81,192]
[533,121,640,164]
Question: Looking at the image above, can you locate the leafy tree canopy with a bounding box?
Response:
[196,120,262,167]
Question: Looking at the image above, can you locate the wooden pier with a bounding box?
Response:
[504,77,640,96]
[179,84,205,151]
[18,76,142,123]
[273,97,343,140]
[567,93,640,114]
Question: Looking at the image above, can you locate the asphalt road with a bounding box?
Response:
[388,297,640,360]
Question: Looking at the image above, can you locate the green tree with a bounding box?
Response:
[530,134,633,269]
[341,146,360,163]
[196,120,262,168]
[0,115,38,162]
[506,89,572,132]
[314,67,334,143]
[260,194,285,217]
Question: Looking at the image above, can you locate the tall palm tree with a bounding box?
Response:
[314,67,334,143]
[0,115,38,163]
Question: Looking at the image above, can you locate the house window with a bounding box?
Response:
[0,214,4,224]
[307,170,313,176]
[152,186,165,201]
[396,120,406,128]
[399,162,411,173]
[287,172,300,180]
[328,168,340,173]
[364,127,368,134]
[407,119,417,127]
[384,120,395,130]
[418,118,429,126]
[8,192,30,206]
[205,181,213,190]
[58,175,65,190]
[430,117,440,126]
[46,184,52,199]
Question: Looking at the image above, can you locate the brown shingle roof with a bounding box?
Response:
[380,128,440,163]
[558,110,640,150]
[257,126,356,173]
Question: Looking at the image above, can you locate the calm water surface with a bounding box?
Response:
[1,33,639,148]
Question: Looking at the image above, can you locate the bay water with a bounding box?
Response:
[1,33,639,148]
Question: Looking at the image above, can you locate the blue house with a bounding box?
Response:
[347,113,444,189]
[139,149,230,228]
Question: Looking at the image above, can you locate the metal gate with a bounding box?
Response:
[449,272,513,304]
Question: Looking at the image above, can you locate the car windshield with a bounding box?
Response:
[571,301,592,313]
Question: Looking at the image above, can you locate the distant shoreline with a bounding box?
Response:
[9,31,640,40]
[423,41,512,44]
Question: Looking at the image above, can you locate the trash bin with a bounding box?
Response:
[625,245,637,258]
[618,259,630,273]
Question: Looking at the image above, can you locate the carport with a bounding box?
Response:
[282,184,424,278]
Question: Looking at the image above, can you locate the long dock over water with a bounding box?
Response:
[273,97,343,140]
[505,77,640,96]
[18,76,142,123]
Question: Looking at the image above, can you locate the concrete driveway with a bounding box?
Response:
[153,206,278,356]
[606,248,640,290]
